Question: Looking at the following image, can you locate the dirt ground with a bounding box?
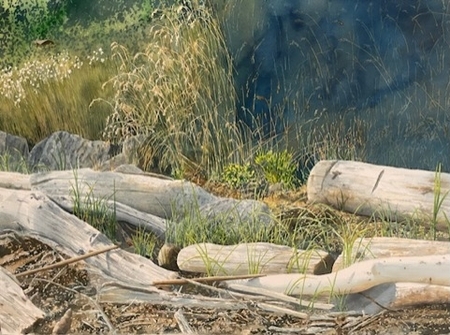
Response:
[1,233,449,335]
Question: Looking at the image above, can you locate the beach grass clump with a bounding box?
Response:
[101,4,245,178]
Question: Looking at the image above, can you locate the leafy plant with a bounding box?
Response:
[222,163,256,189]
[255,150,298,189]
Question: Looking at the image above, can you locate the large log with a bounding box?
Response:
[225,254,450,296]
[30,168,216,219]
[0,188,176,286]
[30,169,273,229]
[307,160,450,227]
[177,242,332,275]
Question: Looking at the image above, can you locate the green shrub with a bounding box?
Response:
[222,163,256,189]
[255,150,298,189]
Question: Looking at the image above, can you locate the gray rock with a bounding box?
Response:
[0,131,29,169]
[113,164,144,175]
[122,134,146,164]
[28,131,111,171]
[99,134,147,171]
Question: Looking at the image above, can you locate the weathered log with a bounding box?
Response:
[177,242,332,275]
[333,237,450,271]
[0,267,45,333]
[30,168,215,219]
[30,169,273,229]
[225,254,450,297]
[0,171,31,190]
[307,160,450,228]
[0,188,176,286]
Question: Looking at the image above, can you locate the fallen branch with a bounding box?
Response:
[16,244,120,278]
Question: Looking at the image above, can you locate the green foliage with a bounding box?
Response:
[0,0,68,66]
[70,171,117,242]
[255,150,297,189]
[222,163,256,189]
[131,227,158,258]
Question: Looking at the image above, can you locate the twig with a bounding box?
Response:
[15,244,119,278]
[152,273,266,286]
[257,302,309,319]
[174,309,195,334]
[227,283,334,311]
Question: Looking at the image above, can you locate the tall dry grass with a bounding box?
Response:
[101,5,250,177]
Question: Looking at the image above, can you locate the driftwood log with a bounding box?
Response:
[0,267,45,333]
[30,168,215,219]
[226,254,450,295]
[307,160,450,229]
[333,237,450,271]
[0,168,276,331]
[177,242,333,275]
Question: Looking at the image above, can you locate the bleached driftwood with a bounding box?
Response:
[225,254,450,310]
[342,282,450,314]
[0,171,31,190]
[30,168,215,219]
[0,188,176,286]
[30,169,273,228]
[330,237,450,313]
[307,160,450,228]
[177,243,332,275]
[0,267,45,333]
[333,237,450,271]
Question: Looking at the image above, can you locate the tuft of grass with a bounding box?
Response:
[0,150,31,174]
[131,227,159,258]
[432,163,449,240]
[70,170,117,242]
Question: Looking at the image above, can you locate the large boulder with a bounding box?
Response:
[28,131,112,170]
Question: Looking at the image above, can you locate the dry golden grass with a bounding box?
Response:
[0,49,115,145]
